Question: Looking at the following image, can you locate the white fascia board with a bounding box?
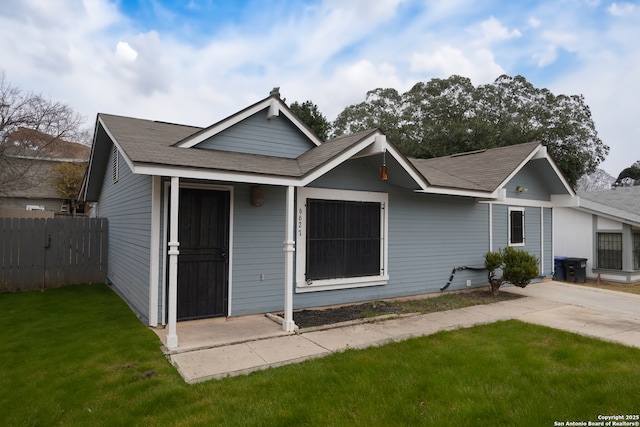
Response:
[301,132,429,190]
[536,145,575,196]
[278,107,323,147]
[415,187,495,198]
[98,116,135,173]
[133,164,301,186]
[493,144,541,194]
[176,99,273,148]
[175,97,323,149]
[386,142,431,192]
[299,132,382,186]
[494,144,575,197]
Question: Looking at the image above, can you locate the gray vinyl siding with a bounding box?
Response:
[230,184,287,315]
[290,159,491,310]
[525,207,542,264]
[491,204,552,279]
[223,157,556,315]
[96,145,152,322]
[505,163,552,201]
[491,204,512,252]
[195,108,314,158]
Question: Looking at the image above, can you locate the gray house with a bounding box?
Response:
[554,185,640,284]
[81,91,574,349]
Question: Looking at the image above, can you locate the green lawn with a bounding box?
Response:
[1,284,639,426]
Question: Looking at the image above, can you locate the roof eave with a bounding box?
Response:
[575,197,640,228]
[133,163,303,186]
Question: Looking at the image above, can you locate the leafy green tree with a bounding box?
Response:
[289,100,331,141]
[332,74,609,188]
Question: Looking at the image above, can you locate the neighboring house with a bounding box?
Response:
[80,90,574,349]
[554,186,640,284]
[0,128,90,216]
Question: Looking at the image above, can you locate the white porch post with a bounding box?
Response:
[283,185,297,332]
[166,176,180,349]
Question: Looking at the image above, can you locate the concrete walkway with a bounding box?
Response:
[160,281,640,383]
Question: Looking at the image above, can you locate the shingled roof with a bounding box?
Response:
[97,114,377,179]
[577,186,640,227]
[409,141,542,192]
[85,101,572,202]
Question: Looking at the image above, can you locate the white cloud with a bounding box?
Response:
[410,46,504,84]
[469,16,521,45]
[115,41,138,61]
[527,16,541,28]
[608,2,635,16]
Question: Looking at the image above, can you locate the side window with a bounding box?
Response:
[509,208,525,246]
[597,233,622,270]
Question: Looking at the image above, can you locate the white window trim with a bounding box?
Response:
[295,187,389,293]
[508,207,525,247]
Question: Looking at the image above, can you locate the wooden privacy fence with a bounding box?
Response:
[0,217,108,292]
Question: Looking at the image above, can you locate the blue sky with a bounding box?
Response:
[1,0,638,175]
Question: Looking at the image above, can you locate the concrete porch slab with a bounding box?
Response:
[153,314,289,354]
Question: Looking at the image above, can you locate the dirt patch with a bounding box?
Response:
[280,289,522,329]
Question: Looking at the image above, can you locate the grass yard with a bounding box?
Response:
[1,284,639,426]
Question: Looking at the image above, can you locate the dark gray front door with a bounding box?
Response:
[177,188,230,320]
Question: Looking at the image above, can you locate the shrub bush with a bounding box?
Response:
[484,247,539,295]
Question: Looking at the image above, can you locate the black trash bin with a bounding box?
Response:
[563,258,587,283]
[553,256,567,281]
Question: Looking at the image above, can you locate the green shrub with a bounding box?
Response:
[484,247,539,295]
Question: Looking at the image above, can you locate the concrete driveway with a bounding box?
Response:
[164,281,640,383]
[503,281,640,346]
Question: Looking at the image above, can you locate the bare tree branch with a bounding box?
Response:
[0,71,88,197]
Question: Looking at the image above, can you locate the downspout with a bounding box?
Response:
[282,185,297,332]
[166,176,180,349]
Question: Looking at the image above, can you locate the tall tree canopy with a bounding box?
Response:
[0,71,88,196]
[332,75,609,188]
[289,100,331,141]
